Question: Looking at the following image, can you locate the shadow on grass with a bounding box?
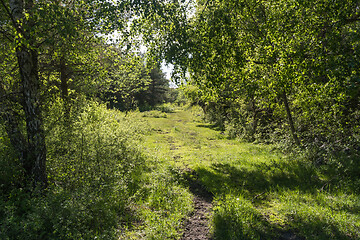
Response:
[196,124,223,131]
[195,160,323,197]
[212,202,354,240]
[288,215,357,240]
[191,159,359,240]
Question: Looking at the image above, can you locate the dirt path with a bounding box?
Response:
[142,110,218,239]
[181,170,213,240]
[181,196,212,240]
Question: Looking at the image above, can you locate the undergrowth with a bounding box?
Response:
[0,100,192,240]
[1,103,359,239]
[123,166,193,239]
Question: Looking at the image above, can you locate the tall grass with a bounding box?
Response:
[0,100,192,240]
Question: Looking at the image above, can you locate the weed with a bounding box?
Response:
[123,166,193,239]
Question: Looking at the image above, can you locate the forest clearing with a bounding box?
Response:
[1,103,359,239]
[1,0,359,239]
[137,106,360,239]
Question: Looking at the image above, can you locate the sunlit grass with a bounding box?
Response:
[140,106,279,169]
[139,104,360,240]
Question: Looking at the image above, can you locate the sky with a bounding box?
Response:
[161,62,173,79]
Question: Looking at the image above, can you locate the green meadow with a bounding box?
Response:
[133,105,360,240]
[1,102,359,240]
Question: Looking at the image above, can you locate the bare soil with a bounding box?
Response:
[181,170,213,240]
[181,195,212,240]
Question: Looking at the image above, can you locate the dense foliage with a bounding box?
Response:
[186,0,360,156]
[1,0,360,239]
[0,1,182,239]
[1,102,147,239]
[140,0,360,157]
[98,47,171,112]
[0,0,130,188]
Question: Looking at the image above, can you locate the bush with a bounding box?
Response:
[142,110,168,118]
[155,103,175,113]
[0,100,150,239]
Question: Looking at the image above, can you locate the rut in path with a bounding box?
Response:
[181,170,213,240]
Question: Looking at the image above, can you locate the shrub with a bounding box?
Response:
[0,100,150,239]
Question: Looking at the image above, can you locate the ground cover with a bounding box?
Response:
[1,103,358,239]
[138,105,360,240]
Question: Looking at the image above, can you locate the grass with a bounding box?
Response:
[2,103,358,239]
[137,104,360,240]
[120,165,193,240]
[0,102,193,240]
[140,106,275,168]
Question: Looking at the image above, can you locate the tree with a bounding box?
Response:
[39,34,105,119]
[0,0,47,188]
[144,0,359,150]
[100,47,151,111]
[98,45,171,111]
[0,0,128,189]
[136,66,170,108]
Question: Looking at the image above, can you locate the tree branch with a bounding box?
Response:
[0,27,14,41]
[0,0,23,34]
[344,14,360,24]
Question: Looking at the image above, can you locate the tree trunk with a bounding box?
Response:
[60,56,71,119]
[10,0,47,189]
[18,49,47,188]
[250,99,258,141]
[1,110,27,164]
[281,91,301,147]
